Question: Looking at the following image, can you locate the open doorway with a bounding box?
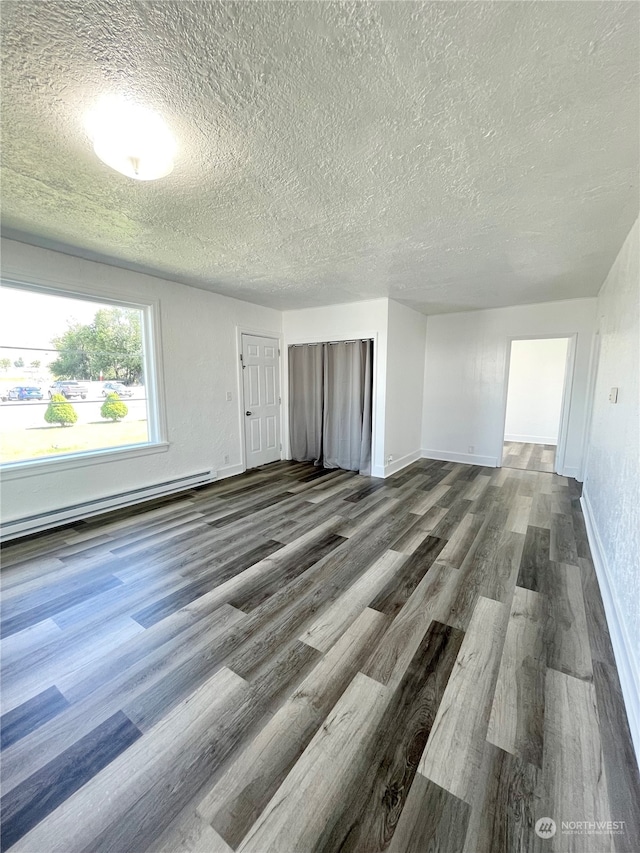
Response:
[502,337,572,474]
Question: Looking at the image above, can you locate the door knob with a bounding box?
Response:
[246,410,252,416]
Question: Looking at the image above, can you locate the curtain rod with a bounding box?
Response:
[288,339,373,347]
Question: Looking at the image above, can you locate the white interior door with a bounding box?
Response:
[242,334,281,469]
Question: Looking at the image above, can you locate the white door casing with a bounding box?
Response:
[241,333,281,469]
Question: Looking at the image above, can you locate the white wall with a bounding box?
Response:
[421,298,597,476]
[0,238,282,525]
[504,337,569,445]
[282,299,388,477]
[581,218,639,758]
[384,300,427,474]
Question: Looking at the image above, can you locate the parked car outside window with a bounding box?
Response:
[5,386,44,401]
[101,382,133,397]
[48,381,87,399]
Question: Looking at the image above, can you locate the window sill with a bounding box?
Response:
[0,441,170,481]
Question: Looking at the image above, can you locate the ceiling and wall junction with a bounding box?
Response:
[1,1,638,314]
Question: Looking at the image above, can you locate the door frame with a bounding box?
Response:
[579,329,601,482]
[497,333,577,475]
[236,326,284,473]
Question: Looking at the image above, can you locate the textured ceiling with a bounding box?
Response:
[1,1,639,314]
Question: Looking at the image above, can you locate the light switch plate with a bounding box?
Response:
[609,387,618,403]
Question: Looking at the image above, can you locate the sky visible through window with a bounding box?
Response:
[0,285,150,464]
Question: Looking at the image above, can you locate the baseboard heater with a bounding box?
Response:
[1,469,215,543]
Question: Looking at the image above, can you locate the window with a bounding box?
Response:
[0,283,163,467]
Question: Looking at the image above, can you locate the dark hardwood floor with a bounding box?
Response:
[503,441,556,473]
[1,459,639,853]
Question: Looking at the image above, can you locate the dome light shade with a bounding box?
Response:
[86,97,177,180]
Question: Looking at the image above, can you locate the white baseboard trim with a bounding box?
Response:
[559,465,580,481]
[504,433,558,445]
[581,490,640,765]
[383,449,422,478]
[216,463,245,480]
[1,469,216,542]
[421,449,499,468]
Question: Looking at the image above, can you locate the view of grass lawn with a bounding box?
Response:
[0,420,149,463]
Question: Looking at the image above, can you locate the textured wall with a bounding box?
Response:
[583,218,640,661]
[385,300,427,469]
[1,1,638,313]
[421,299,597,474]
[0,238,282,523]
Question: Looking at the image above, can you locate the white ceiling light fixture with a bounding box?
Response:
[85,96,177,181]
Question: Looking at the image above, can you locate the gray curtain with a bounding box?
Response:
[288,340,373,475]
[288,343,324,465]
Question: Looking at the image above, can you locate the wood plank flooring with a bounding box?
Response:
[503,441,556,473]
[1,459,639,853]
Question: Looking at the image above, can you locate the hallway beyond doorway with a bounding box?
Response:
[502,440,556,473]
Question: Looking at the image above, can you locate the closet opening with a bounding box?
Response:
[288,339,373,475]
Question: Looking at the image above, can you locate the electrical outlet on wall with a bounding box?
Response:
[225,391,232,402]
[468,445,474,453]
[386,454,393,464]
[223,454,230,464]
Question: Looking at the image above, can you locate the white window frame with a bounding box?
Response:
[0,278,169,480]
